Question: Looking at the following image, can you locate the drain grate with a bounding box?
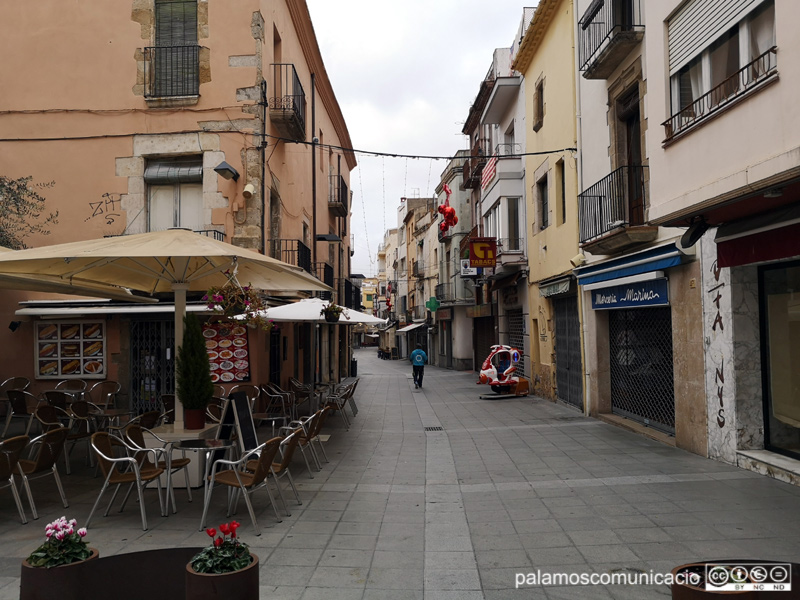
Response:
[424,426,444,431]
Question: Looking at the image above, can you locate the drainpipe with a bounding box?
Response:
[261,79,268,255]
[311,73,317,264]
[573,6,590,417]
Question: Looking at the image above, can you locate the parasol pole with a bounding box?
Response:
[173,282,189,429]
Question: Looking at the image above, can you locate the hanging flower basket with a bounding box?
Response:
[320,302,344,323]
[204,280,273,332]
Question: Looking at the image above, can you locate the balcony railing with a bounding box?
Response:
[578,0,644,79]
[313,261,334,300]
[269,63,306,141]
[495,143,521,157]
[497,237,524,253]
[462,138,491,189]
[269,239,312,273]
[411,305,426,320]
[412,260,425,278]
[144,45,200,98]
[435,283,454,302]
[662,47,778,142]
[328,174,349,217]
[578,165,648,244]
[111,228,223,241]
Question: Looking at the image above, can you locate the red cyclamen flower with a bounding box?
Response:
[206,528,216,538]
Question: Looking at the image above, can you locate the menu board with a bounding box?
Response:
[202,323,250,383]
[36,321,105,379]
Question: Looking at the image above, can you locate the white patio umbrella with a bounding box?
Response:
[0,229,330,427]
[250,297,387,325]
[0,247,157,302]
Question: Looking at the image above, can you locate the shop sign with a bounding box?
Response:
[466,303,493,318]
[460,259,478,277]
[591,278,669,310]
[436,307,453,321]
[470,238,497,268]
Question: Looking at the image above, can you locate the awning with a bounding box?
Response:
[396,322,426,334]
[489,271,522,293]
[715,205,800,267]
[16,301,210,317]
[539,277,572,297]
[575,242,691,286]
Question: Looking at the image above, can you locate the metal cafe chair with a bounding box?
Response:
[17,427,69,520]
[87,432,166,531]
[3,390,41,438]
[0,435,30,524]
[88,380,121,410]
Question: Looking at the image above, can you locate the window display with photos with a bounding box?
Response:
[35,321,106,379]
[202,322,250,383]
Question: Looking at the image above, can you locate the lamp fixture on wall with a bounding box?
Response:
[763,187,783,198]
[213,161,240,181]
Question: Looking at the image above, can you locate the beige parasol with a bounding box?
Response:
[0,229,330,427]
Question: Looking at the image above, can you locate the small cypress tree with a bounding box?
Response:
[176,313,213,410]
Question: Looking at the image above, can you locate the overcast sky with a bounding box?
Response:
[305,0,535,277]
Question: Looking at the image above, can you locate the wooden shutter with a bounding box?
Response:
[668,0,763,75]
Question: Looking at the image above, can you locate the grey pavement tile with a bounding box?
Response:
[366,567,423,590]
[280,533,332,549]
[567,529,624,546]
[363,590,423,600]
[471,534,524,551]
[470,521,517,536]
[600,515,657,529]
[341,510,385,522]
[307,566,368,588]
[485,589,549,600]
[557,517,610,532]
[257,586,306,600]
[318,549,374,568]
[526,546,588,566]
[425,535,475,552]
[335,521,382,536]
[298,509,345,522]
[260,565,317,587]
[577,544,641,564]
[514,519,564,534]
[371,550,425,569]
[382,512,425,524]
[545,586,615,599]
[301,587,365,600]
[475,549,532,569]
[266,547,325,566]
[480,566,535,590]
[629,542,694,561]
[520,532,574,549]
[427,551,479,570]
[289,520,339,535]
[423,592,486,600]
[425,568,483,590]
[376,532,424,551]
[614,527,673,543]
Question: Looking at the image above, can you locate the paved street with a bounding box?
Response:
[2,347,800,599]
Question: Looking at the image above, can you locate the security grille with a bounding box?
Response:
[506,308,526,378]
[130,319,175,414]
[609,307,675,434]
[554,296,583,409]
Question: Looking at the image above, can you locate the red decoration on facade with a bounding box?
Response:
[437,183,458,233]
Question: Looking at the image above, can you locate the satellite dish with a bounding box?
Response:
[680,219,709,249]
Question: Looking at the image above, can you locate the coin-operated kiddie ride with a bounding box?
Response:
[478,345,530,397]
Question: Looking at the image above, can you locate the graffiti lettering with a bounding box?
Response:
[85,193,122,224]
[708,262,726,428]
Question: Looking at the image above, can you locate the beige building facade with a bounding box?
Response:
[0,0,355,406]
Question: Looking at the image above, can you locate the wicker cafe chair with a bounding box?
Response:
[159,394,176,425]
[324,382,356,430]
[290,406,332,466]
[42,390,72,411]
[62,400,96,475]
[0,435,30,524]
[3,390,41,438]
[250,428,303,515]
[17,427,69,520]
[124,423,192,514]
[255,385,291,436]
[279,411,323,476]
[200,436,284,536]
[88,380,121,409]
[206,397,227,424]
[288,379,312,419]
[228,384,260,411]
[87,432,166,531]
[54,379,88,392]
[1,377,30,420]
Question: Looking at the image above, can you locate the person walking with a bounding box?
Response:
[409,343,428,389]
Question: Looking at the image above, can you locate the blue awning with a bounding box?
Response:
[575,243,687,286]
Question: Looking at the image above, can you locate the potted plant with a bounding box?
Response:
[320,302,345,323]
[176,312,214,429]
[21,517,97,597]
[204,280,273,331]
[186,521,259,600]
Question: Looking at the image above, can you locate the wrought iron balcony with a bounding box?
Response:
[144,45,200,98]
[578,165,655,254]
[411,305,426,320]
[313,261,334,301]
[269,63,306,141]
[662,47,777,142]
[578,0,644,79]
[462,138,490,189]
[269,239,312,273]
[412,260,425,278]
[328,174,349,217]
[435,283,454,302]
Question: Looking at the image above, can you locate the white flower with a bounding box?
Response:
[77,528,87,537]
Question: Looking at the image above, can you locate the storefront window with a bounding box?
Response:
[762,262,800,459]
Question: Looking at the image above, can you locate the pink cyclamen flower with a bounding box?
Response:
[45,530,54,538]
[77,528,87,537]
[54,531,65,541]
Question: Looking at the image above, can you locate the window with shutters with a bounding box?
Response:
[145,0,200,98]
[664,0,776,140]
[145,157,204,232]
[537,175,549,230]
